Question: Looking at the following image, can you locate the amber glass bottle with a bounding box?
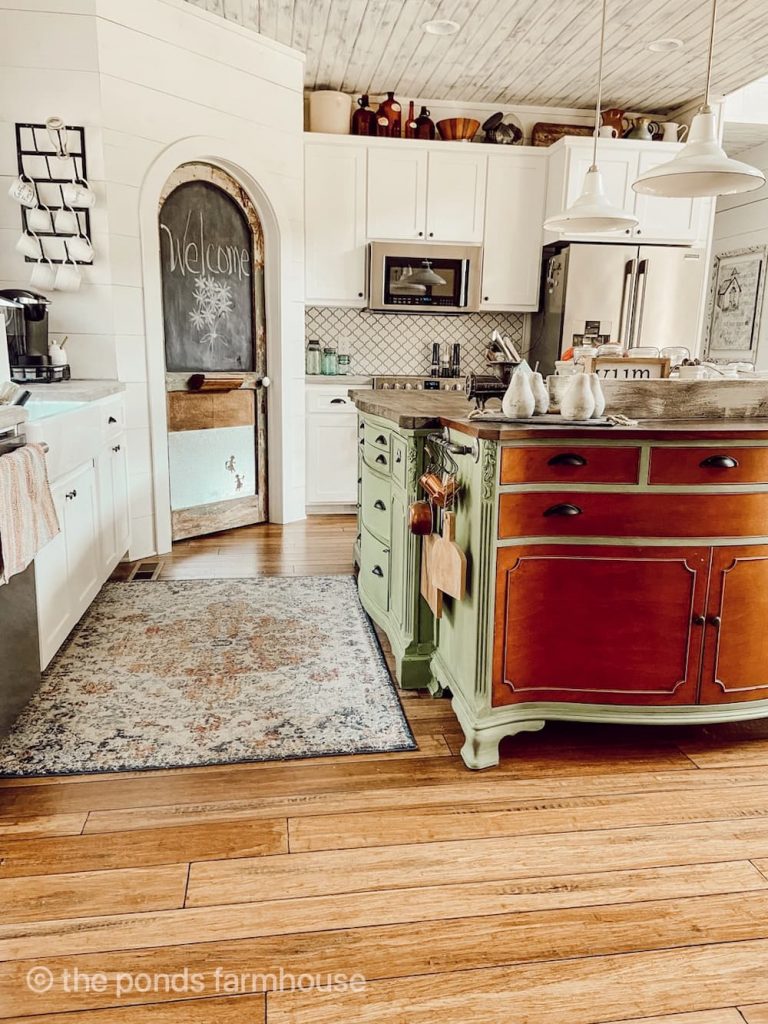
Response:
[414,106,436,140]
[351,94,377,136]
[376,91,402,137]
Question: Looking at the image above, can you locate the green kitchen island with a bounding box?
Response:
[352,389,768,770]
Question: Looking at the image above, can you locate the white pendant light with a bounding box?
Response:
[544,0,638,234]
[633,0,765,198]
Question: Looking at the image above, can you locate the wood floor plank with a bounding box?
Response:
[602,1014,745,1024]
[6,895,768,1017]
[2,861,762,961]
[742,1005,768,1022]
[0,819,287,879]
[0,863,188,926]
[288,783,768,852]
[679,738,768,769]
[186,818,768,906]
[80,766,768,835]
[266,940,768,1024]
[0,812,88,839]
[1,994,264,1023]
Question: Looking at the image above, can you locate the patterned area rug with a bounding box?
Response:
[0,577,415,777]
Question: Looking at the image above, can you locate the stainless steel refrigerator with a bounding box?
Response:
[529,242,707,374]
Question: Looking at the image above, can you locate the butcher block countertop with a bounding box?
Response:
[349,389,768,441]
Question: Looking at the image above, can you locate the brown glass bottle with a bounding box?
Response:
[351,94,377,136]
[376,91,402,138]
[414,106,436,141]
[404,100,417,139]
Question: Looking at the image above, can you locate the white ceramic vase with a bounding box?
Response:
[531,371,550,414]
[560,372,595,421]
[502,368,535,419]
[589,372,606,418]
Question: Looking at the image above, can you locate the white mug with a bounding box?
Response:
[8,175,37,208]
[62,181,95,208]
[15,232,43,259]
[55,259,81,292]
[29,258,56,290]
[67,234,93,262]
[53,208,79,234]
[661,121,688,143]
[598,125,618,138]
[26,206,52,233]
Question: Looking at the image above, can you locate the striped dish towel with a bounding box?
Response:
[0,443,60,585]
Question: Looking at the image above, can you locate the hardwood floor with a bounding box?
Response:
[6,516,768,1020]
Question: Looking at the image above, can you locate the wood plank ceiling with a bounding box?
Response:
[185,0,768,114]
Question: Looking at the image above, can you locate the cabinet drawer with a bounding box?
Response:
[361,462,391,542]
[363,439,392,475]
[499,490,768,540]
[360,527,389,613]
[307,389,357,414]
[649,446,768,485]
[392,435,408,488]
[500,445,640,485]
[368,426,391,452]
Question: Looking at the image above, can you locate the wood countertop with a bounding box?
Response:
[350,390,768,441]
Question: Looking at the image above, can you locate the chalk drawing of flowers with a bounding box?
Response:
[188,275,234,354]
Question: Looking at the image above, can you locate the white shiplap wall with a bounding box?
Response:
[0,0,307,557]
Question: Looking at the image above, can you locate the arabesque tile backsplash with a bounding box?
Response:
[305,307,528,376]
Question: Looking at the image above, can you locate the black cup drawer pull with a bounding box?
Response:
[375,454,387,465]
[548,453,587,467]
[373,499,386,510]
[371,565,384,577]
[543,503,583,517]
[700,455,739,469]
[375,435,387,445]
[330,397,346,405]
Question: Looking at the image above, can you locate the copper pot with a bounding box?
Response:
[419,472,461,508]
[409,500,433,535]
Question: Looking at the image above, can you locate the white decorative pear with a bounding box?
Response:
[560,371,595,421]
[531,371,550,415]
[590,372,606,418]
[502,367,535,419]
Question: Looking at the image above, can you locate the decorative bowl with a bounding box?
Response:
[436,117,481,142]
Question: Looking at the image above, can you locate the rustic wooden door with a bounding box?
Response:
[492,544,710,707]
[699,545,768,704]
[159,163,268,541]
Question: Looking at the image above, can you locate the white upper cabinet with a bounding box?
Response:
[481,152,547,311]
[305,141,367,306]
[367,148,427,240]
[545,138,712,246]
[425,150,487,243]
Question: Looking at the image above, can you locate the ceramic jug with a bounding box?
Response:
[625,117,660,141]
[531,371,550,415]
[502,368,535,419]
[601,107,630,136]
[589,373,606,418]
[660,121,688,143]
[560,372,595,421]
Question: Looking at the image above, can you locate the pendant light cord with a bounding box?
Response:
[703,0,717,110]
[591,0,608,170]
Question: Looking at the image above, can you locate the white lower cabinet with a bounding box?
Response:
[306,383,370,510]
[97,437,130,576]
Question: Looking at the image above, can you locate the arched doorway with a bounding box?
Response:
[158,162,268,541]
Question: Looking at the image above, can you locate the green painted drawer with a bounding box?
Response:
[360,526,389,613]
[361,462,391,543]
[369,425,391,451]
[363,439,392,475]
[392,434,408,489]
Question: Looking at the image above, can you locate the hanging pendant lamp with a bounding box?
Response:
[544,0,638,234]
[633,0,765,198]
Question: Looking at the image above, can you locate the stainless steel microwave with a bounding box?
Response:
[368,241,483,313]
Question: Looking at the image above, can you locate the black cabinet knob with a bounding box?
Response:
[692,614,706,626]
[700,455,739,469]
[548,452,587,467]
[395,452,402,463]
[358,291,364,298]
[112,444,121,453]
[428,231,434,237]
[108,415,117,424]
[543,503,583,517]
[708,615,722,629]
[418,231,424,237]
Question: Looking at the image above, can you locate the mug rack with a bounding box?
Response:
[14,122,93,266]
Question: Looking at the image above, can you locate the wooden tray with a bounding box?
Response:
[531,122,593,147]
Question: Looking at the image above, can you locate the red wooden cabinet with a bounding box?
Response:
[492,544,710,707]
[699,545,768,704]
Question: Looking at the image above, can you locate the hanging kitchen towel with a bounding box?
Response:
[0,443,59,585]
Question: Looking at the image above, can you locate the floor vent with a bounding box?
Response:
[129,561,163,581]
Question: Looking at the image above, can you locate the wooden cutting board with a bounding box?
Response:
[430,511,467,601]
[420,532,443,618]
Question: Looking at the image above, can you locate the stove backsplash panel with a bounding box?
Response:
[305,307,528,376]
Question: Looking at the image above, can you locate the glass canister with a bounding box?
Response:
[321,346,338,375]
[305,339,322,375]
[337,354,350,375]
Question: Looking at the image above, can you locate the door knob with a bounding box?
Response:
[700,455,738,469]
[256,376,271,388]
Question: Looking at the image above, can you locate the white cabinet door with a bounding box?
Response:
[426,150,487,243]
[62,462,101,620]
[305,143,367,306]
[97,436,130,576]
[633,149,712,243]
[367,147,427,240]
[306,414,359,505]
[481,153,546,310]
[561,146,639,242]
[112,440,130,564]
[34,480,70,670]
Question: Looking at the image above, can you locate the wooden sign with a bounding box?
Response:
[582,356,671,380]
[159,180,254,373]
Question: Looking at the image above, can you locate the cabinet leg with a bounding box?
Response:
[456,716,546,771]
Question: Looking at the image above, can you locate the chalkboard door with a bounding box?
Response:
[159,164,268,540]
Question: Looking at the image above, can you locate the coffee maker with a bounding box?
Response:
[0,289,66,383]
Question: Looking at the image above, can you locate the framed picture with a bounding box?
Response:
[581,356,671,380]
[705,245,767,363]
